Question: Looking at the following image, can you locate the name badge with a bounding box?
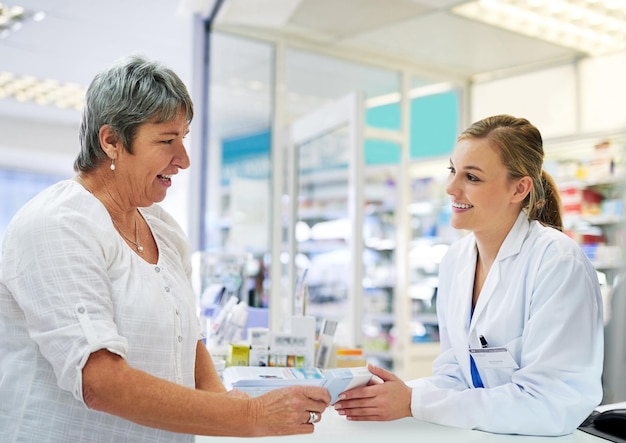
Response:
[469,347,519,369]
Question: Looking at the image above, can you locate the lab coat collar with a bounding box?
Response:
[492,211,531,262]
[469,211,530,331]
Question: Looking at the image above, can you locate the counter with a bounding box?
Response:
[194,407,604,443]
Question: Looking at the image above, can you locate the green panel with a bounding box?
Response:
[364,139,401,165]
[365,102,401,130]
[365,102,400,165]
[220,130,271,185]
[410,91,458,159]
[222,130,270,161]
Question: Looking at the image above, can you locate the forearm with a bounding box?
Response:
[83,349,257,436]
[194,340,227,392]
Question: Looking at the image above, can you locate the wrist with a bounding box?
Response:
[246,397,262,435]
[405,386,413,418]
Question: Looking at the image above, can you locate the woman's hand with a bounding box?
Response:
[333,364,412,421]
[226,389,249,399]
[249,385,331,436]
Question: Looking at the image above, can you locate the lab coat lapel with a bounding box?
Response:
[448,237,477,379]
[469,264,500,331]
[469,211,530,331]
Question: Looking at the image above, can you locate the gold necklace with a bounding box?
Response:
[111,213,144,253]
[75,175,144,253]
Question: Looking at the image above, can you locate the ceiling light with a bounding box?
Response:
[365,92,401,108]
[364,82,456,109]
[0,72,85,111]
[452,0,626,56]
[0,2,45,39]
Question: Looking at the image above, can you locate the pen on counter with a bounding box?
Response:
[302,284,308,317]
[295,268,309,316]
[479,335,489,348]
[215,286,227,306]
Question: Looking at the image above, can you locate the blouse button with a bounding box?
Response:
[178,336,183,343]
[155,266,161,273]
[77,306,85,314]
[165,287,171,292]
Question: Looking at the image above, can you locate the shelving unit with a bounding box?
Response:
[281,91,415,371]
[361,206,396,368]
[294,166,400,369]
[546,134,626,294]
[395,165,461,378]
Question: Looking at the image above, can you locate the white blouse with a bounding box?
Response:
[0,180,200,443]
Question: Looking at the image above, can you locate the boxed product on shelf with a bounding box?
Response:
[335,348,367,368]
[587,140,617,180]
[560,187,604,215]
[601,199,625,217]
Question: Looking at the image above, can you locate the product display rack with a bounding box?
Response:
[292,164,400,369]
[546,133,626,292]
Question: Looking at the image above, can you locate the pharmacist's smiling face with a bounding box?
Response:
[445,137,522,237]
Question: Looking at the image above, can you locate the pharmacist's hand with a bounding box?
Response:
[250,385,330,436]
[334,364,412,421]
[226,389,250,399]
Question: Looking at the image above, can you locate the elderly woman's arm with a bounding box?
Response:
[82,348,330,437]
[194,340,227,393]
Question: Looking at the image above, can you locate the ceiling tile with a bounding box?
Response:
[338,11,582,77]
[289,0,428,38]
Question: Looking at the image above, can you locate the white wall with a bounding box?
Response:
[0,116,77,176]
[471,64,578,138]
[471,51,626,138]
[579,52,626,133]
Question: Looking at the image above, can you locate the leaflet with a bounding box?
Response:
[223,366,373,404]
[321,366,373,404]
[223,366,324,388]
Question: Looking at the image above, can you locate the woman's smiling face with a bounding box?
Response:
[116,111,190,207]
[445,136,525,237]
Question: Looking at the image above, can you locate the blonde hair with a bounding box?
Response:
[458,114,563,231]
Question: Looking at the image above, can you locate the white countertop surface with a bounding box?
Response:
[195,407,604,443]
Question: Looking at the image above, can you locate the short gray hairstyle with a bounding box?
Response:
[74,54,194,172]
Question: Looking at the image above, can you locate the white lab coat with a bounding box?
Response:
[408,211,604,436]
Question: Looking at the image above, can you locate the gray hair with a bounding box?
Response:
[74,54,194,172]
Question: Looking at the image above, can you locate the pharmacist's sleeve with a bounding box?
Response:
[1,196,128,406]
[406,276,472,392]
[407,247,603,436]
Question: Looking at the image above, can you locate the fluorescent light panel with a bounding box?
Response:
[0,72,85,110]
[453,0,626,56]
[0,2,45,38]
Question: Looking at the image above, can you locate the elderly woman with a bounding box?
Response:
[0,55,329,443]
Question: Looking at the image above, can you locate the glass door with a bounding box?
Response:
[285,92,365,348]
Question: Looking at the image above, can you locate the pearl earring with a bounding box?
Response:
[110,159,116,171]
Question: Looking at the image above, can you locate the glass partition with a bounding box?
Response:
[202,30,462,373]
[202,32,274,309]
